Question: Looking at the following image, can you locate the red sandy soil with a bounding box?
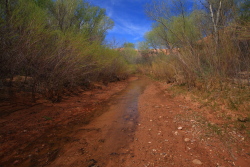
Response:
[0,76,249,167]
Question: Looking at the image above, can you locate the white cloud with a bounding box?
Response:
[88,0,121,18]
[109,17,150,39]
[90,0,152,42]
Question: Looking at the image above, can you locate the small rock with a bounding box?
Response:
[178,127,183,130]
[150,120,153,122]
[192,159,202,165]
[152,149,156,152]
[174,131,178,135]
[148,142,151,144]
[23,130,27,133]
[184,138,190,142]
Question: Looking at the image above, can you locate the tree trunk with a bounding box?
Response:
[209,0,222,46]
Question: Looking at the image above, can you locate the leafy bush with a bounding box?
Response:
[0,0,131,102]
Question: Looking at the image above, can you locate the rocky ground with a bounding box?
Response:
[0,76,249,167]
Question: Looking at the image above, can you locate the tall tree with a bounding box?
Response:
[145,0,197,48]
[198,0,236,45]
[237,0,250,23]
[50,0,114,42]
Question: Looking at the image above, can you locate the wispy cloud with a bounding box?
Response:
[109,17,150,40]
[89,0,153,42]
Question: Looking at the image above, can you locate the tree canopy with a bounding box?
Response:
[0,0,131,102]
[123,42,135,49]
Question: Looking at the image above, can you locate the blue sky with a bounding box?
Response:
[89,0,153,46]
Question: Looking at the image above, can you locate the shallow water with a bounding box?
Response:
[77,76,151,166]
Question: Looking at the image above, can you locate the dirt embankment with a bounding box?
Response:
[0,76,249,167]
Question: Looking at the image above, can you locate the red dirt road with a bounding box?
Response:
[1,76,249,167]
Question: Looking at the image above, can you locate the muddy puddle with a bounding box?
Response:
[0,76,150,167]
[47,76,150,167]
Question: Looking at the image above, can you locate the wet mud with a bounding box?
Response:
[48,76,150,167]
[0,77,134,167]
[2,76,249,167]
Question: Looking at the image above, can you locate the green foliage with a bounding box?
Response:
[145,11,202,49]
[0,0,130,102]
[238,0,250,23]
[137,54,178,83]
[121,47,138,64]
[171,12,202,45]
[123,42,135,49]
[137,41,150,51]
[120,42,139,64]
[34,0,53,9]
[48,0,114,42]
[145,28,166,49]
[141,0,250,113]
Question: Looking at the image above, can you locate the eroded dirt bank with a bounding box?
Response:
[1,76,250,167]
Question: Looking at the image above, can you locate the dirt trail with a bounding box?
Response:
[50,77,150,167]
[1,76,249,167]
